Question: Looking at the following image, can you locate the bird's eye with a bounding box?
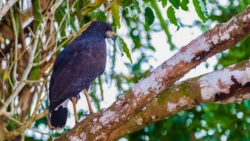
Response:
[105,27,109,31]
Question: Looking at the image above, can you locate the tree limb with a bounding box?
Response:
[108,59,250,140]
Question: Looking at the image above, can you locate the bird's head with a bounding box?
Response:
[87,21,116,40]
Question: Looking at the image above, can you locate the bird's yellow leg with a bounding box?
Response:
[84,89,94,114]
[71,97,78,124]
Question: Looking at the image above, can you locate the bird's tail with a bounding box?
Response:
[50,106,68,130]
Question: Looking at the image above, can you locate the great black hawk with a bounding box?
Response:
[48,21,116,130]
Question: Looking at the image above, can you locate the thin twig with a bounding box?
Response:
[44,36,52,50]
[0,27,41,116]
[28,128,51,136]
[58,0,78,32]
[10,8,18,87]
[3,113,23,125]
[106,9,112,22]
[103,0,117,13]
[23,79,49,84]
[0,48,7,59]
[17,44,33,61]
[50,0,64,14]
[41,103,52,128]
[8,63,14,88]
[27,27,36,38]
[32,35,74,67]
[31,68,53,117]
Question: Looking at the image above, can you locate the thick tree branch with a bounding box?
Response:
[109,59,250,140]
[55,5,250,141]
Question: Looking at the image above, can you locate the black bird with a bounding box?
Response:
[48,21,116,130]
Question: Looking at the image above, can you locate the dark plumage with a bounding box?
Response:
[49,21,116,130]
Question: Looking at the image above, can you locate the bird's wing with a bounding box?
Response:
[49,37,106,102]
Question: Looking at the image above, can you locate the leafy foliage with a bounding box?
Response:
[111,4,121,28]
[180,0,189,11]
[144,7,155,25]
[159,0,168,8]
[1,0,250,140]
[96,11,106,21]
[193,0,208,22]
[117,36,133,64]
[167,6,178,27]
[169,0,180,9]
[122,0,133,7]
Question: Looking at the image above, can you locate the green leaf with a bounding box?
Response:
[144,7,155,25]
[167,6,178,26]
[169,0,180,9]
[68,16,77,33]
[33,0,42,31]
[96,11,106,21]
[122,0,133,7]
[161,0,168,7]
[117,36,133,64]
[66,1,76,32]
[193,0,208,22]
[180,0,189,11]
[111,4,121,28]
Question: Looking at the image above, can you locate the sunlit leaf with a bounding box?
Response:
[169,0,180,9]
[117,36,133,64]
[145,7,155,25]
[180,0,189,11]
[159,0,168,7]
[111,4,121,28]
[3,69,9,80]
[193,0,208,22]
[167,6,178,26]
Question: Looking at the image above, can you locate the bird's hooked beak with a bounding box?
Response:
[106,31,117,40]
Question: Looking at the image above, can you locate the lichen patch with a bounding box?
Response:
[80,132,86,140]
[69,136,81,141]
[199,67,250,101]
[151,115,156,120]
[167,97,188,112]
[99,110,118,126]
[167,102,177,112]
[136,118,143,125]
[90,125,102,134]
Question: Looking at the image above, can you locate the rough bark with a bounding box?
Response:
[55,6,250,141]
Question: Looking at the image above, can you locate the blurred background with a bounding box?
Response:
[0,0,250,140]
